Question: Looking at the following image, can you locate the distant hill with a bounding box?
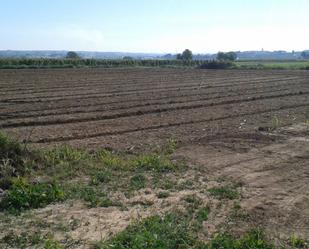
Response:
[0,50,307,60]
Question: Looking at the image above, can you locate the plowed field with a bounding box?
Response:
[1,68,309,151]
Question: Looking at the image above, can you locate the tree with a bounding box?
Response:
[301,51,309,59]
[176,49,193,61]
[182,49,193,60]
[176,53,183,60]
[217,51,237,61]
[66,51,80,59]
[123,56,133,60]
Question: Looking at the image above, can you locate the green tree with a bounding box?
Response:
[182,49,193,60]
[177,49,193,61]
[217,51,237,61]
[66,51,80,59]
[301,51,309,59]
[176,53,183,60]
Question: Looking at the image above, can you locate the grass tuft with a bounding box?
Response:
[208,186,239,200]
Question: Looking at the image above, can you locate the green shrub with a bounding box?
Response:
[0,178,65,213]
[199,60,233,69]
[0,133,34,189]
[0,132,25,168]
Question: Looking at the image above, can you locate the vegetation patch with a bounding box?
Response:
[68,184,118,208]
[208,186,239,200]
[99,212,196,249]
[0,231,46,248]
[208,230,275,249]
[129,174,147,190]
[196,206,211,224]
[0,178,65,214]
[96,211,276,249]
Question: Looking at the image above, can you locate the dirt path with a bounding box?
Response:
[176,123,309,239]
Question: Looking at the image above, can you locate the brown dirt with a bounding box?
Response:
[0,68,308,151]
[175,123,309,239]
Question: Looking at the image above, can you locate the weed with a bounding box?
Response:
[208,186,239,200]
[156,191,170,199]
[183,194,202,208]
[153,177,177,190]
[0,178,65,213]
[90,169,112,185]
[69,184,117,208]
[290,234,309,249]
[44,145,89,165]
[270,115,280,131]
[44,238,64,249]
[96,150,127,169]
[196,206,210,224]
[0,132,25,168]
[130,174,147,190]
[133,154,177,172]
[164,137,178,155]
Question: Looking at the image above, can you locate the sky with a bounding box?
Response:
[1,0,309,53]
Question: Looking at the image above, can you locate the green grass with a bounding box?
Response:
[0,178,65,214]
[196,206,210,224]
[208,230,275,249]
[289,234,309,249]
[95,211,276,249]
[90,169,112,186]
[99,213,196,249]
[208,186,239,200]
[130,174,147,190]
[132,154,181,172]
[68,184,118,208]
[0,135,183,213]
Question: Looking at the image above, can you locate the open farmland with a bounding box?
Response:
[1,68,309,247]
[1,68,309,149]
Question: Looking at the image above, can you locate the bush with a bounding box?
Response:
[0,132,35,189]
[199,60,233,69]
[0,178,65,213]
[0,132,26,171]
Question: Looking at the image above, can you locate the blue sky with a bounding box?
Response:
[1,0,309,53]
